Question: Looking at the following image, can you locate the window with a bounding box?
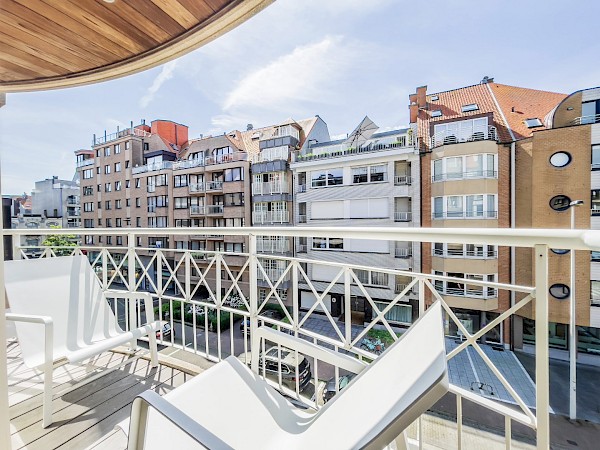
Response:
[85,235,94,245]
[311,169,343,187]
[430,95,439,101]
[135,179,141,189]
[148,217,168,228]
[84,219,94,228]
[174,197,189,209]
[549,195,571,212]
[125,141,130,150]
[115,181,121,191]
[115,199,122,209]
[136,217,141,227]
[312,237,343,250]
[462,104,479,112]
[136,198,141,207]
[175,219,191,227]
[125,180,130,189]
[224,167,244,182]
[549,283,570,299]
[434,271,497,298]
[97,167,101,174]
[106,236,112,245]
[431,110,442,118]
[95,149,101,157]
[126,160,130,168]
[174,175,188,187]
[83,186,93,196]
[524,118,543,128]
[225,193,244,206]
[105,183,111,192]
[552,248,570,255]
[106,218,112,228]
[550,152,571,168]
[83,169,93,179]
[97,201,102,209]
[104,165,111,174]
[351,164,387,184]
[116,218,122,227]
[433,194,497,219]
[591,281,600,306]
[116,236,123,245]
[105,200,111,210]
[83,202,94,212]
[592,191,600,214]
[126,198,131,207]
[114,144,121,154]
[115,162,121,172]
[225,243,244,253]
[433,117,489,145]
[354,270,388,286]
[98,218,102,226]
[104,147,110,157]
[97,184,101,192]
[147,195,167,212]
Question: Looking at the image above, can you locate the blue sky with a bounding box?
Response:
[1,0,599,195]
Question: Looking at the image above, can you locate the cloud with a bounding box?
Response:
[222,35,370,114]
[139,60,178,108]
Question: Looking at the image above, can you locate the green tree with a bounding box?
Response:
[42,226,77,256]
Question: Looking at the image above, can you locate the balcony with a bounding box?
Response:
[432,170,497,182]
[251,147,289,164]
[2,226,591,450]
[205,152,247,166]
[76,159,94,168]
[93,126,151,146]
[252,210,290,224]
[189,205,205,216]
[206,205,224,215]
[293,138,410,163]
[433,210,498,220]
[205,180,223,191]
[296,184,306,193]
[298,214,307,223]
[132,160,173,175]
[394,175,412,185]
[256,238,290,253]
[252,180,289,195]
[173,158,204,170]
[394,211,412,222]
[430,126,498,149]
[570,114,600,126]
[188,182,205,194]
[395,247,413,258]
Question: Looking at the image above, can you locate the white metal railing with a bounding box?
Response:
[189,205,205,215]
[430,126,498,149]
[207,205,224,215]
[76,159,94,168]
[132,161,173,175]
[173,158,204,170]
[252,210,290,224]
[434,248,498,258]
[394,247,412,258]
[394,211,412,222]
[570,114,600,125]
[93,126,151,145]
[205,181,223,191]
[394,175,412,185]
[252,181,289,195]
[189,182,205,194]
[251,147,289,164]
[256,238,290,253]
[7,226,595,449]
[432,170,497,182]
[293,138,410,163]
[298,214,307,223]
[433,211,498,220]
[296,184,306,193]
[205,152,247,165]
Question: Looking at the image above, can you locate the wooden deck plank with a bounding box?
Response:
[21,366,188,450]
[83,429,127,450]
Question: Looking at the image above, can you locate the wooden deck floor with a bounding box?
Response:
[7,340,196,450]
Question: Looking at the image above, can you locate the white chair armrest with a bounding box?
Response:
[103,290,156,325]
[128,391,234,450]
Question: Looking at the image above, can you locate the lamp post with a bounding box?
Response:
[569,199,583,420]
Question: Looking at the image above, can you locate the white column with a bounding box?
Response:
[569,207,578,420]
[249,234,259,373]
[534,244,550,449]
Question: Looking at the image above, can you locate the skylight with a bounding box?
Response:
[431,110,442,118]
[461,104,479,112]
[524,118,543,128]
[430,95,439,101]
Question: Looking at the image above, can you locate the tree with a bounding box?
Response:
[42,226,77,256]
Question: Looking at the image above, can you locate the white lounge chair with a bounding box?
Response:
[4,255,159,427]
[125,301,448,449]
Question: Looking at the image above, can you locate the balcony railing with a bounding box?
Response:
[251,147,289,164]
[432,170,497,182]
[189,182,205,194]
[205,152,247,165]
[296,184,306,193]
[298,214,307,223]
[433,210,498,220]
[394,175,412,185]
[252,181,289,195]
[395,247,412,258]
[189,205,205,216]
[173,158,204,170]
[430,126,498,149]
[206,180,223,191]
[394,211,412,222]
[252,210,290,224]
[207,205,224,215]
[256,238,290,253]
[132,161,173,175]
[293,139,411,163]
[570,114,600,125]
[6,225,594,450]
[434,248,498,258]
[76,159,94,168]
[93,126,151,146]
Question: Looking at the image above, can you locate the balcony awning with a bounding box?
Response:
[0,0,273,93]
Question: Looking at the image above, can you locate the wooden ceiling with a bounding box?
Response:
[0,0,272,92]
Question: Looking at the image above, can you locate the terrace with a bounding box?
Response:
[3,226,597,449]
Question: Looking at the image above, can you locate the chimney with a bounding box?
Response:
[247,124,253,131]
[409,85,427,123]
[481,76,494,84]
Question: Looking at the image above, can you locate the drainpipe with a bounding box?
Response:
[510,141,516,350]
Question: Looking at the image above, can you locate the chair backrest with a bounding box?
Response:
[307,301,448,449]
[5,255,121,368]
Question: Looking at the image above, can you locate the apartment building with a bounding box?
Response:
[30,176,81,229]
[247,117,330,305]
[515,86,600,353]
[290,117,419,324]
[412,77,566,346]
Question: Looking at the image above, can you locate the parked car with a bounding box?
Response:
[322,373,356,403]
[156,321,174,340]
[239,309,285,335]
[238,347,312,391]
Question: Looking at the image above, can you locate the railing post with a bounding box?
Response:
[534,244,550,449]
[344,267,352,347]
[127,233,137,350]
[418,277,425,317]
[292,260,299,336]
[249,234,259,373]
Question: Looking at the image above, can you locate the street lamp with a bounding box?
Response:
[569,199,583,420]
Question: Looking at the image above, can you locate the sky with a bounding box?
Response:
[1,0,600,195]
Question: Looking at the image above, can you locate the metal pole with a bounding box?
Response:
[569,204,578,420]
[534,244,550,449]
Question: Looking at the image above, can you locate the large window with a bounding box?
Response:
[592,145,600,170]
[592,281,600,306]
[354,270,388,287]
[148,195,167,212]
[174,174,188,187]
[83,186,93,196]
[83,202,94,212]
[433,243,496,258]
[432,194,497,219]
[312,237,343,250]
[351,164,387,184]
[174,197,189,209]
[148,217,168,228]
[225,193,244,206]
[311,169,343,187]
[592,190,600,215]
[432,154,496,181]
[432,117,489,146]
[83,169,93,179]
[224,167,244,182]
[434,271,497,298]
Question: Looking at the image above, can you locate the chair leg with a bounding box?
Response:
[41,361,53,428]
